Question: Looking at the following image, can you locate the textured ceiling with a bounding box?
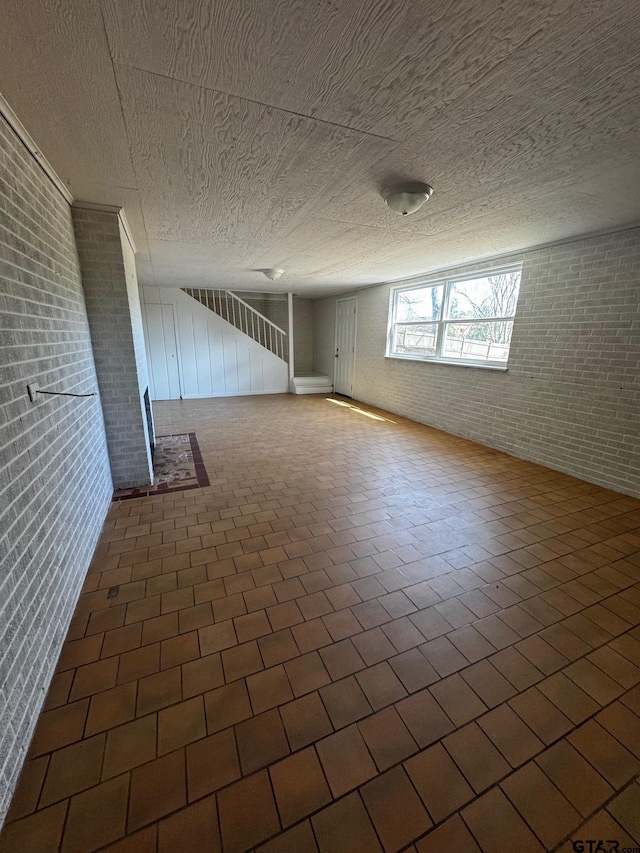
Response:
[1,0,639,297]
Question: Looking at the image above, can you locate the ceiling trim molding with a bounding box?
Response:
[309,220,640,301]
[72,201,137,254]
[0,90,74,205]
[375,220,640,291]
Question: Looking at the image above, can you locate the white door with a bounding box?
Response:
[145,303,182,400]
[335,297,357,397]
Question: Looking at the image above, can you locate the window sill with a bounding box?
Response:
[385,354,508,371]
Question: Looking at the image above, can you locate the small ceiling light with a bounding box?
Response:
[382,182,433,216]
[262,268,284,281]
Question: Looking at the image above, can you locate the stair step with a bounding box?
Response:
[291,373,333,395]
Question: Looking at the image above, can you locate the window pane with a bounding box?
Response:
[442,321,513,362]
[395,285,443,322]
[393,323,438,356]
[446,272,521,320]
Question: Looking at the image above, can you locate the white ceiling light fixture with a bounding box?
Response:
[382,182,433,216]
[262,268,284,281]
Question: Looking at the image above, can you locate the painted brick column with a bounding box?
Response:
[72,203,154,489]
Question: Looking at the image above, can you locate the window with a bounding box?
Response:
[387,266,522,367]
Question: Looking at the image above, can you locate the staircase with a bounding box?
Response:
[182,288,288,362]
[183,288,333,394]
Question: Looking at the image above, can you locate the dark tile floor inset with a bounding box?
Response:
[113,432,209,500]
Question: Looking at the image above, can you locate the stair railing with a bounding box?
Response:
[182,288,288,361]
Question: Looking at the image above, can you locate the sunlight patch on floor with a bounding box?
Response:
[325,397,396,423]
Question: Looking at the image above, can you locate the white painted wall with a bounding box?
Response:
[120,217,155,466]
[141,287,289,399]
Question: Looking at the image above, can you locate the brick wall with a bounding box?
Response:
[72,205,153,488]
[313,228,640,497]
[0,115,112,824]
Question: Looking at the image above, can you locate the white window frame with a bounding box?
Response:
[386,264,522,370]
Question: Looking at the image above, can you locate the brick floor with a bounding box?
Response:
[2,393,640,852]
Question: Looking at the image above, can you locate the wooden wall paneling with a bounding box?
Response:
[222,336,238,395]
[143,302,181,400]
[176,307,198,398]
[193,312,213,397]
[236,341,251,395]
[142,288,288,398]
[205,318,224,397]
[141,286,161,304]
[250,350,264,394]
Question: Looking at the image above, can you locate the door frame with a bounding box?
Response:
[334,295,357,397]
